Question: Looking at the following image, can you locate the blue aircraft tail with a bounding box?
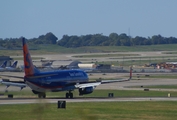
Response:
[22,37,40,76]
[11,61,18,68]
[0,61,7,68]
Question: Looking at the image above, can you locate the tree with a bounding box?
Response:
[44,32,58,44]
[1,32,177,48]
[119,33,130,46]
[57,35,70,46]
[132,36,147,45]
[151,35,165,45]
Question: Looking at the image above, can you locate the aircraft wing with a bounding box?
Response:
[75,82,101,88]
[100,78,130,84]
[0,78,27,90]
[75,78,130,89]
[99,67,132,84]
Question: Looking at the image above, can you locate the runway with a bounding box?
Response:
[1,97,177,105]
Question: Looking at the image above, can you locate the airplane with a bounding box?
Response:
[0,37,132,98]
[5,61,18,71]
[0,61,7,71]
[57,61,96,72]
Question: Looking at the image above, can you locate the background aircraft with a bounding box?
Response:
[5,61,18,71]
[0,38,132,98]
[0,61,7,71]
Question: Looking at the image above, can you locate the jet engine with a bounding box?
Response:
[32,90,40,94]
[79,87,94,95]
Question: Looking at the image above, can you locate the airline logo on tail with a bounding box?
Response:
[0,61,7,68]
[22,38,39,76]
[11,61,18,68]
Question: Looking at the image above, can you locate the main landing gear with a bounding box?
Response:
[65,91,73,98]
[38,92,46,98]
[32,90,46,98]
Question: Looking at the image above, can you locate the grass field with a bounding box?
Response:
[1,44,177,56]
[93,59,177,66]
[12,57,44,61]
[1,89,177,120]
[0,101,177,120]
[79,55,177,66]
[136,74,177,79]
[162,51,177,54]
[72,53,140,58]
[130,85,177,89]
[1,89,177,98]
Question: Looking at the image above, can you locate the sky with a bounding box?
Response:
[1,0,177,39]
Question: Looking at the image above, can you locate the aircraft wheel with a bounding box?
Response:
[43,93,46,98]
[66,93,69,98]
[38,93,46,98]
[38,94,42,98]
[69,93,73,98]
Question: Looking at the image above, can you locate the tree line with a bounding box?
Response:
[0,32,57,49]
[58,33,177,47]
[1,32,177,49]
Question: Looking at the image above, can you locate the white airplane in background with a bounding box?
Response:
[5,61,18,71]
[0,61,7,71]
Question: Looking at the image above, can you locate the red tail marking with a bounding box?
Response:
[22,38,35,76]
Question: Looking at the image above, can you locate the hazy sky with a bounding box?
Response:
[1,0,177,39]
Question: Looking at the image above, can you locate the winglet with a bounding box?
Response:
[22,37,39,76]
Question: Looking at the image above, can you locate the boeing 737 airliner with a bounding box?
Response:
[0,37,132,98]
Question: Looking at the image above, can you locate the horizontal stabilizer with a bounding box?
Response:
[0,75,24,79]
[0,79,27,88]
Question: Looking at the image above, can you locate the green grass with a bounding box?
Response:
[1,44,177,56]
[130,85,177,89]
[0,101,177,120]
[1,89,177,120]
[12,57,44,61]
[72,53,140,58]
[1,89,177,98]
[93,44,177,52]
[0,50,22,56]
[162,51,177,54]
[92,57,177,66]
[137,74,177,79]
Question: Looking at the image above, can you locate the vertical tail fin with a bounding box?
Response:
[11,61,18,68]
[22,37,39,76]
[1,61,7,68]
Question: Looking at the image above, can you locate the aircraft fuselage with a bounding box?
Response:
[25,69,88,92]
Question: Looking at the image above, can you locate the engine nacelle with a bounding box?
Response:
[79,87,94,95]
[32,90,40,94]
